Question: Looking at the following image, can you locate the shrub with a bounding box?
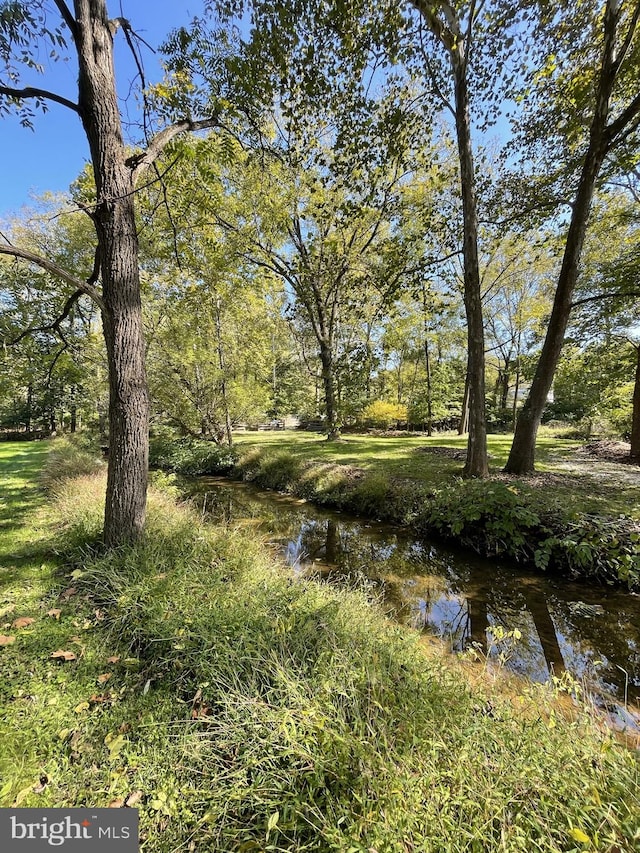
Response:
[419,480,544,560]
[359,400,407,430]
[149,433,238,475]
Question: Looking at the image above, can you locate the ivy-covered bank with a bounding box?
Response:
[1,439,639,852]
[149,433,640,589]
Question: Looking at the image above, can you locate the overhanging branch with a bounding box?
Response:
[0,85,79,113]
[0,244,105,311]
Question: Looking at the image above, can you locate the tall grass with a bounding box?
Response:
[40,452,640,852]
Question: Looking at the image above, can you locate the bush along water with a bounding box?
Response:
[39,458,640,852]
[149,431,238,476]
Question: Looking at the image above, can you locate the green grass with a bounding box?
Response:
[1,440,639,851]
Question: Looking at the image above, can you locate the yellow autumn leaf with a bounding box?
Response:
[568,827,591,845]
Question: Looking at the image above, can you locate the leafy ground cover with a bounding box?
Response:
[1,439,639,851]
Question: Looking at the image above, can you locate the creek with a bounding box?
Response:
[188,477,640,733]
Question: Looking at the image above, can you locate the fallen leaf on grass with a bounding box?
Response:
[108,798,125,809]
[74,701,90,713]
[61,587,77,600]
[97,673,112,684]
[0,635,16,646]
[47,609,62,620]
[107,655,121,664]
[51,650,77,662]
[12,617,35,629]
[104,732,127,761]
[125,790,142,807]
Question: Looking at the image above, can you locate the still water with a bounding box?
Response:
[189,477,640,729]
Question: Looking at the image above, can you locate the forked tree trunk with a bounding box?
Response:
[75,0,149,545]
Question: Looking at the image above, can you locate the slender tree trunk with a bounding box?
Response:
[319,341,340,440]
[512,358,521,431]
[453,61,488,477]
[631,344,640,463]
[505,0,622,475]
[214,296,233,447]
[504,150,607,473]
[75,0,149,545]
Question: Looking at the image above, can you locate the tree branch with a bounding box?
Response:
[0,244,105,311]
[605,91,640,150]
[129,118,220,184]
[52,0,78,40]
[0,85,79,113]
[571,290,640,308]
[5,290,84,346]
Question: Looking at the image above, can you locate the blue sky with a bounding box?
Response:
[0,0,204,218]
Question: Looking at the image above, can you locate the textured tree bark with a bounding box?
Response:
[75,0,149,545]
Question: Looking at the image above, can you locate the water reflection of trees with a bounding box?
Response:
[192,480,639,704]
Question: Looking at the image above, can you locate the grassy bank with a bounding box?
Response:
[1,440,639,851]
[151,431,640,589]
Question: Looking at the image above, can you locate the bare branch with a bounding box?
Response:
[605,90,640,149]
[129,118,220,184]
[0,244,105,311]
[0,85,79,113]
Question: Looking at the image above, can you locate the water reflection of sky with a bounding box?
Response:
[190,478,640,727]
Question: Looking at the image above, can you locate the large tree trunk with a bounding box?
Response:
[631,344,640,463]
[505,0,623,475]
[504,146,607,474]
[75,0,149,545]
[453,60,488,478]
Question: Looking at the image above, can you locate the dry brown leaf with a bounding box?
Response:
[0,635,16,646]
[108,798,125,809]
[47,609,62,620]
[61,587,77,600]
[107,655,121,664]
[125,790,142,807]
[12,616,35,629]
[97,673,112,684]
[51,649,77,662]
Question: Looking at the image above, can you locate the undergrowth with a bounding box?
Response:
[1,440,638,852]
